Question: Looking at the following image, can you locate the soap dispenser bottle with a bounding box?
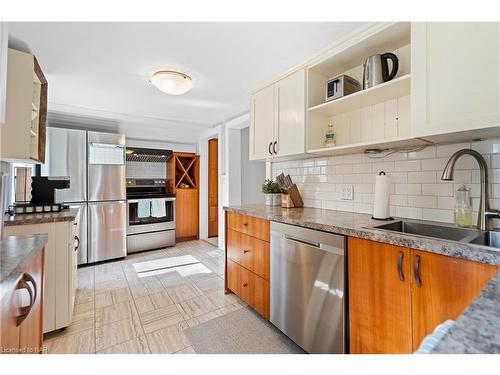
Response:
[455,184,473,227]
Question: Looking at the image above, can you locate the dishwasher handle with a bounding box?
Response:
[284,234,320,248]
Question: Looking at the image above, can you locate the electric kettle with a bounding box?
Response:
[362,53,399,89]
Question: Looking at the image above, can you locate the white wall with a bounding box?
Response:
[240,127,266,204]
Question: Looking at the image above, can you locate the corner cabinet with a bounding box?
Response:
[348,237,497,354]
[411,22,500,141]
[249,68,306,160]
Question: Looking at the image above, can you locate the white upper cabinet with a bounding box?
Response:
[250,68,306,160]
[275,69,306,157]
[411,22,500,139]
[250,84,275,159]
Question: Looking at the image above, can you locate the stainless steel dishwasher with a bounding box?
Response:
[270,222,345,354]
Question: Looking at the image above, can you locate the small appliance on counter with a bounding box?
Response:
[31,176,70,204]
[325,74,360,102]
[362,52,399,89]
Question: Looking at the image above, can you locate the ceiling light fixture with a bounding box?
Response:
[149,70,193,95]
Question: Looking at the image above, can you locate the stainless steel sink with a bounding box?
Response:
[373,221,480,242]
[468,231,500,248]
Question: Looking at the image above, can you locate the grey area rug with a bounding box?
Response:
[184,307,305,354]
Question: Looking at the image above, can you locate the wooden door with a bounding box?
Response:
[208,138,218,238]
[410,250,497,348]
[19,248,44,353]
[275,69,305,157]
[250,85,275,160]
[348,237,412,354]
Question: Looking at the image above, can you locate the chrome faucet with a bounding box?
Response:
[441,149,500,231]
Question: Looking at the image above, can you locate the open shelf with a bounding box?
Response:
[308,74,411,116]
[307,136,431,156]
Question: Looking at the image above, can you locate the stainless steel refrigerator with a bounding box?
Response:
[42,127,127,265]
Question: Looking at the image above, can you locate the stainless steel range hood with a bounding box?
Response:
[125,147,173,163]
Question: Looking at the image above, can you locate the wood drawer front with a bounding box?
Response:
[240,267,253,306]
[227,212,269,241]
[252,273,270,319]
[240,233,270,281]
[226,229,241,264]
[226,259,241,295]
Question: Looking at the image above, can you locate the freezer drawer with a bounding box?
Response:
[270,222,345,354]
[127,229,175,253]
[69,203,88,265]
[88,201,127,263]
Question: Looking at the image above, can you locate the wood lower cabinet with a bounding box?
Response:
[225,212,270,319]
[348,237,498,354]
[410,250,498,347]
[1,246,45,354]
[348,237,412,354]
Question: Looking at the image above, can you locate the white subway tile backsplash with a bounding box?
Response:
[271,138,500,223]
[395,160,421,172]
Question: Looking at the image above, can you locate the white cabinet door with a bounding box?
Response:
[412,22,500,137]
[275,69,306,157]
[250,84,275,160]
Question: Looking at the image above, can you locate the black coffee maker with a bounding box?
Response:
[31,176,70,204]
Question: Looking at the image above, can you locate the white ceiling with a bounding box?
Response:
[8,22,365,142]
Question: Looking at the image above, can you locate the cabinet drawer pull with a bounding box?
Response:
[242,222,248,226]
[273,141,277,155]
[16,273,37,326]
[268,142,273,155]
[414,254,422,287]
[74,235,80,251]
[243,250,250,254]
[397,251,404,281]
[243,283,248,287]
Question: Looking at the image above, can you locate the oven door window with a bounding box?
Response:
[128,200,174,225]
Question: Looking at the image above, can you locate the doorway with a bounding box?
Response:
[207,138,218,240]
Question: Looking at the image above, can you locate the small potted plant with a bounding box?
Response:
[262,179,281,206]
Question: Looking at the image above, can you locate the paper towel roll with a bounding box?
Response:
[373,171,390,219]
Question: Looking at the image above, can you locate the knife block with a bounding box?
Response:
[281,184,303,208]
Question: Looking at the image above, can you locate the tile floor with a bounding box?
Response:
[43,240,244,354]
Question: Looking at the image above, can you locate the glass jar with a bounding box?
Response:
[455,184,473,227]
[325,122,336,148]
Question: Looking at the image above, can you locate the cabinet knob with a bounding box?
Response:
[243,283,248,287]
[243,250,250,254]
[242,222,248,226]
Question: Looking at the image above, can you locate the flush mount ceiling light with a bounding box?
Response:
[149,70,193,95]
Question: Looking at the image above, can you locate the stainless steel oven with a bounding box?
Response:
[126,178,176,253]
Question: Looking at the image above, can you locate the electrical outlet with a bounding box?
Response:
[341,184,353,200]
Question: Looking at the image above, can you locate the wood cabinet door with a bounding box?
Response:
[410,250,497,348]
[175,188,199,239]
[19,248,44,353]
[239,233,270,281]
[226,260,241,296]
[250,84,275,160]
[275,69,305,157]
[240,267,253,306]
[252,273,270,319]
[348,237,412,354]
[411,22,500,137]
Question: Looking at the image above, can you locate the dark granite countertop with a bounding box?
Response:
[224,204,500,266]
[432,271,500,353]
[4,208,78,227]
[0,234,47,299]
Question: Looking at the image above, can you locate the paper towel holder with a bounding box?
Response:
[371,171,394,221]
